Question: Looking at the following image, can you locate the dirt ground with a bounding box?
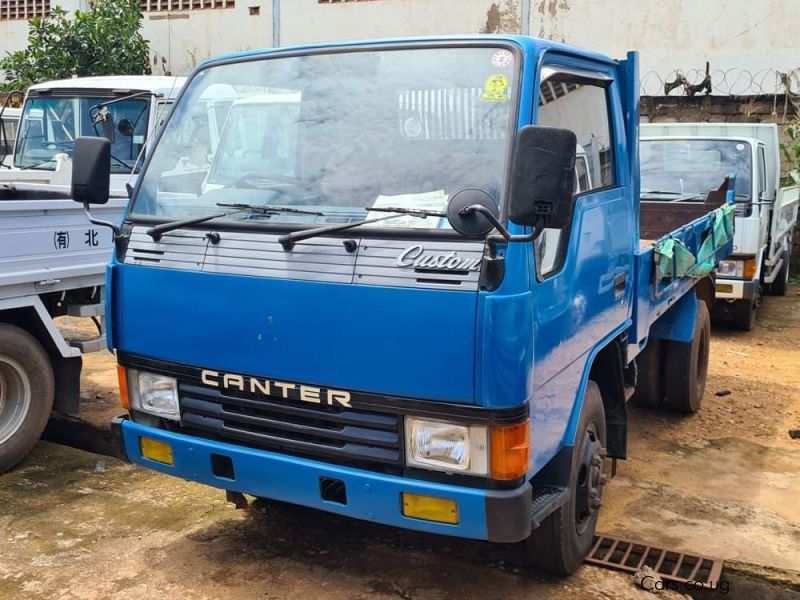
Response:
[2,286,800,599]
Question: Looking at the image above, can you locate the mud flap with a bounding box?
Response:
[51,355,83,414]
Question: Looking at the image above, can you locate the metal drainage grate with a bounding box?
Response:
[586,534,724,588]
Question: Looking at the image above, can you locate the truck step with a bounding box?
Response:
[68,335,106,353]
[530,485,569,529]
[66,302,105,317]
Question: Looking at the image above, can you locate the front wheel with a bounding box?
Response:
[523,381,607,575]
[731,294,757,331]
[0,324,55,474]
[765,255,790,297]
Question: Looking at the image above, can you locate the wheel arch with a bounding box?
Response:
[0,300,82,414]
[556,327,630,467]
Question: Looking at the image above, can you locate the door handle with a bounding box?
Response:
[613,272,627,299]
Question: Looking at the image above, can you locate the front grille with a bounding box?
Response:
[176,383,403,469]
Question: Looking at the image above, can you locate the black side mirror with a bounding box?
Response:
[508,125,577,229]
[118,118,135,137]
[72,137,111,205]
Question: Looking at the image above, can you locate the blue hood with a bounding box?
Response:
[113,264,480,404]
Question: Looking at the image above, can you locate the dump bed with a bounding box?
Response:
[0,198,127,301]
[631,186,734,352]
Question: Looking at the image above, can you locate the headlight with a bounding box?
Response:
[717,258,756,280]
[405,417,488,475]
[128,369,180,420]
[717,260,742,278]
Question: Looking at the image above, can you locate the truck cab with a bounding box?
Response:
[74,37,732,575]
[0,76,184,474]
[641,124,799,329]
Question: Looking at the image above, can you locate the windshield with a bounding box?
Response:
[14,95,150,174]
[640,139,752,198]
[131,46,518,230]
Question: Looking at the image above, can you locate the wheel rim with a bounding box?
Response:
[574,421,604,535]
[0,355,32,445]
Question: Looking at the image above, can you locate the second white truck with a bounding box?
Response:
[641,123,799,330]
[0,75,184,472]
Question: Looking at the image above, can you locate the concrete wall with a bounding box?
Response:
[529,0,800,96]
[280,0,499,47]
[1,0,798,94]
[143,5,273,75]
[0,0,83,65]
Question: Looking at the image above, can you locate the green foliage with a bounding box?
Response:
[780,115,800,186]
[0,0,150,91]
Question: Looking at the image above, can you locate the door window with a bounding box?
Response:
[535,70,616,276]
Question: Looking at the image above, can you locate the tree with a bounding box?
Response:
[0,0,151,91]
[781,114,800,186]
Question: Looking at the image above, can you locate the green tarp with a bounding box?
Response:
[655,203,734,280]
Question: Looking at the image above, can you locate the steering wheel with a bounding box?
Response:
[233,172,308,199]
[41,140,74,151]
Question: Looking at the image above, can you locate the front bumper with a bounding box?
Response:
[112,416,532,543]
[714,277,758,301]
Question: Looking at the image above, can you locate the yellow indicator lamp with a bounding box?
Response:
[140,437,174,465]
[401,492,458,524]
[716,283,734,294]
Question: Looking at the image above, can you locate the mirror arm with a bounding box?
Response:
[83,202,122,239]
[461,204,542,258]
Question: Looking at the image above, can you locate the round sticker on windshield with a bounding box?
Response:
[736,143,745,151]
[491,50,514,68]
[403,117,423,139]
[481,74,510,102]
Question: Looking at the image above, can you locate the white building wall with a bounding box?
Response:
[1,0,798,95]
[142,6,273,76]
[280,0,494,47]
[528,0,800,96]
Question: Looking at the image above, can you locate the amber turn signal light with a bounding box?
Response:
[490,421,530,481]
[743,259,757,281]
[117,365,130,410]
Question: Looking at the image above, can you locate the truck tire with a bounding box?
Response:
[663,301,710,413]
[524,381,606,575]
[0,324,55,474]
[630,338,663,408]
[765,257,789,296]
[731,296,757,331]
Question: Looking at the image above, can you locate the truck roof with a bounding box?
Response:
[198,35,620,71]
[27,75,186,97]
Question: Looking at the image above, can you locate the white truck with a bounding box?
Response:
[0,75,184,472]
[641,123,799,330]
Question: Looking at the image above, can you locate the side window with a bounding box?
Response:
[757,146,767,196]
[154,101,174,137]
[575,155,590,193]
[535,71,615,277]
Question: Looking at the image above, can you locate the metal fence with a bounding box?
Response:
[640,67,800,99]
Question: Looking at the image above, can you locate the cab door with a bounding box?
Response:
[528,62,635,469]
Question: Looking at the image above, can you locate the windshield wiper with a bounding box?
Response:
[216,202,324,216]
[145,202,323,241]
[278,207,446,251]
[366,206,446,218]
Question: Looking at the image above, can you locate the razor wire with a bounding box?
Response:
[640,67,800,99]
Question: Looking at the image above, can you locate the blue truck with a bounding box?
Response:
[70,36,733,574]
